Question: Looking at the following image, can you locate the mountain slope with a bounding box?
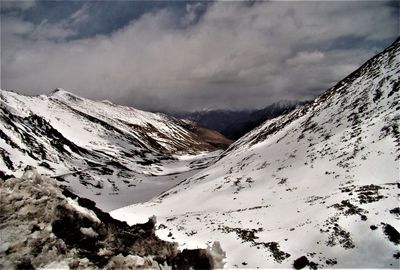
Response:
[0,89,227,210]
[180,120,233,149]
[112,38,400,268]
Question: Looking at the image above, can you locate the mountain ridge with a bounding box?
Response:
[173,100,306,140]
[112,38,400,268]
[0,88,230,210]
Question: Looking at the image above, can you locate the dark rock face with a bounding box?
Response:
[172,249,212,270]
[15,258,34,270]
[382,223,400,245]
[58,188,218,269]
[389,207,400,217]
[293,256,309,269]
[51,203,172,267]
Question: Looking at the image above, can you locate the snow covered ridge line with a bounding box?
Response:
[111,38,400,268]
[222,36,400,156]
[0,84,230,210]
[0,168,225,269]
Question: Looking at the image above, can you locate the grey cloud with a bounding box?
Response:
[2,15,75,41]
[1,0,36,11]
[30,20,75,40]
[69,4,90,26]
[1,16,33,35]
[1,1,398,112]
[286,51,325,67]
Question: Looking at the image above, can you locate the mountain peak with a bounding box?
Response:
[49,88,83,102]
[49,88,68,95]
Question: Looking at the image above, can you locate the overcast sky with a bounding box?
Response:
[1,0,398,112]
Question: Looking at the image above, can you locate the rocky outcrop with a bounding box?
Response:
[0,168,225,269]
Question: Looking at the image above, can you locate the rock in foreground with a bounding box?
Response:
[0,168,225,269]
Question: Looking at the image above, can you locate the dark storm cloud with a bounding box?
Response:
[1,1,208,40]
[1,1,398,112]
[1,0,36,11]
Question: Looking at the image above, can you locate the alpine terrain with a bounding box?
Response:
[0,89,230,210]
[112,39,400,268]
[174,100,305,140]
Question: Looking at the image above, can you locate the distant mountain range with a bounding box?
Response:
[112,38,400,268]
[173,100,306,140]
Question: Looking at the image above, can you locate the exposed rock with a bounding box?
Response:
[293,256,309,269]
[382,223,400,245]
[0,168,224,269]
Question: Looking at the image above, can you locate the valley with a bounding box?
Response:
[111,38,400,268]
[1,37,399,269]
[0,88,227,211]
[60,151,221,211]
[1,2,399,269]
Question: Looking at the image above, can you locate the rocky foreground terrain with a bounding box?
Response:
[0,168,225,269]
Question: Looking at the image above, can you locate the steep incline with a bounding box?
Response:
[0,89,225,210]
[112,39,400,268]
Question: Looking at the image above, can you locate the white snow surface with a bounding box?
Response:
[112,40,400,267]
[0,87,220,211]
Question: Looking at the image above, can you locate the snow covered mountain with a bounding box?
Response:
[0,89,228,210]
[112,38,400,268]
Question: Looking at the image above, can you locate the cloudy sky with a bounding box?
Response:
[1,0,398,112]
